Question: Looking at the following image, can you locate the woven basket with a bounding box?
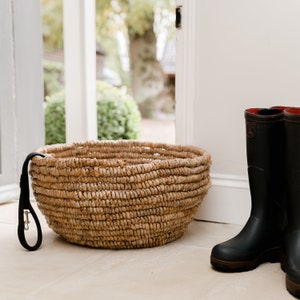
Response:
[29,140,211,249]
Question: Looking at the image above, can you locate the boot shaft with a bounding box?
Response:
[245,108,285,169]
[245,108,285,223]
[285,107,300,169]
[284,107,300,229]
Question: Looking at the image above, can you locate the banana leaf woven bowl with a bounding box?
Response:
[20,140,211,250]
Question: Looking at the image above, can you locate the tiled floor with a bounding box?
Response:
[0,201,294,300]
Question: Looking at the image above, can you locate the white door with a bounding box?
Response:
[0,0,44,202]
[176,0,300,224]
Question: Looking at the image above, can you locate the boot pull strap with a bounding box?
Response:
[18,152,45,251]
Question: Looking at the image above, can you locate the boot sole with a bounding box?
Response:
[286,277,300,298]
[210,246,282,272]
[280,256,300,298]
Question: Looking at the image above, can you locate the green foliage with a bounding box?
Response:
[44,92,66,145]
[96,81,141,140]
[98,0,175,37]
[43,60,64,97]
[41,0,63,50]
[41,0,175,87]
[44,81,141,144]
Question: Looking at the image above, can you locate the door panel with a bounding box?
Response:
[0,0,44,202]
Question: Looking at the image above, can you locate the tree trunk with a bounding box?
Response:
[129,23,167,118]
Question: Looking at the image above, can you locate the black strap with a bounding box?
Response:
[18,152,45,251]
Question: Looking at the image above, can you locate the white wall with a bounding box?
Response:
[176,0,300,224]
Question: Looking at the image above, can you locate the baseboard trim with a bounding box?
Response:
[210,173,249,189]
[196,173,250,225]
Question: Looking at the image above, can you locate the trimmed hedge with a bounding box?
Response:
[45,81,141,144]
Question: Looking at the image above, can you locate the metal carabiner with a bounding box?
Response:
[24,209,30,230]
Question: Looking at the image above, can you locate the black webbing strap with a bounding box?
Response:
[18,152,45,251]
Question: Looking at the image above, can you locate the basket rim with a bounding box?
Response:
[32,140,211,170]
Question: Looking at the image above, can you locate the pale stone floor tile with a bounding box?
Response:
[0,202,294,300]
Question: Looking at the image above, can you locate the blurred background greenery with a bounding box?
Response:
[42,0,176,143]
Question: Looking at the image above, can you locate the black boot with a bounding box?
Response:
[283,107,300,298]
[210,108,286,272]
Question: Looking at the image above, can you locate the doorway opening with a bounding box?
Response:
[41,0,176,144]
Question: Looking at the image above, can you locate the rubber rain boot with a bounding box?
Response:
[283,107,300,298]
[210,107,286,272]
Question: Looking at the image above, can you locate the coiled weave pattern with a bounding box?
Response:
[29,140,211,249]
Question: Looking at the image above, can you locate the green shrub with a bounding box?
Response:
[45,81,141,145]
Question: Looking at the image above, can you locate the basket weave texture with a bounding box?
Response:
[30,140,211,249]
